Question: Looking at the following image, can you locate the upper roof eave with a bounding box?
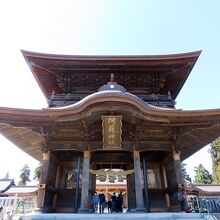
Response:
[21,49,202,61]
[21,50,202,102]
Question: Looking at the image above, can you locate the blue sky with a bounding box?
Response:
[0,0,220,182]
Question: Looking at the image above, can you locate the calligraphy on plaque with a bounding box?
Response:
[102,115,122,149]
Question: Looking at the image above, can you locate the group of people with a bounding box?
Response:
[111,192,123,213]
[91,191,123,214]
[91,192,106,213]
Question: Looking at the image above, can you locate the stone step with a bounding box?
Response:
[17,212,214,220]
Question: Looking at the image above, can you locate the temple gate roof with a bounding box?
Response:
[1,50,220,163]
[1,90,220,161]
[21,50,201,102]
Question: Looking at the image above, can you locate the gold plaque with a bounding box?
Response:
[102,115,122,149]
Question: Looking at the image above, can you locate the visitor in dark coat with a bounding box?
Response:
[111,192,117,212]
[107,200,112,213]
[98,192,106,213]
[117,191,123,212]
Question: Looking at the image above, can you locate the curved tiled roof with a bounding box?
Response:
[0,179,15,194]
[21,50,201,101]
[3,186,37,195]
[1,87,220,161]
[51,90,178,112]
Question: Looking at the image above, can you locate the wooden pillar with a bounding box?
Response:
[90,163,96,194]
[172,143,184,188]
[127,163,136,211]
[78,149,90,213]
[143,158,150,212]
[52,164,61,209]
[162,165,170,208]
[75,156,81,212]
[36,151,51,212]
[133,149,145,212]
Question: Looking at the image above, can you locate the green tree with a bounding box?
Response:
[209,137,220,183]
[18,164,31,185]
[194,164,212,184]
[181,163,192,184]
[33,164,42,182]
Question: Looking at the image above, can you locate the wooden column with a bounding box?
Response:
[127,163,136,211]
[172,143,184,188]
[133,149,145,212]
[52,164,61,209]
[78,149,90,213]
[74,156,81,212]
[162,165,170,208]
[90,163,96,195]
[143,158,150,212]
[36,151,51,212]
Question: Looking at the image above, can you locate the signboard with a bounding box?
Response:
[102,115,122,149]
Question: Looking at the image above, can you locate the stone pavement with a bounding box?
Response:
[18,212,215,220]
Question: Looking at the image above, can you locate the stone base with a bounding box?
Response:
[126,208,136,213]
[34,208,43,214]
[135,208,146,213]
[126,208,146,213]
[77,208,90,213]
[34,207,54,213]
[18,212,207,220]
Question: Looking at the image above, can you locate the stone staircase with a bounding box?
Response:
[18,212,216,220]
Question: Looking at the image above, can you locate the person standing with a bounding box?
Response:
[98,192,106,213]
[111,192,117,212]
[91,192,99,213]
[177,189,186,212]
[117,191,123,212]
[107,200,112,213]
